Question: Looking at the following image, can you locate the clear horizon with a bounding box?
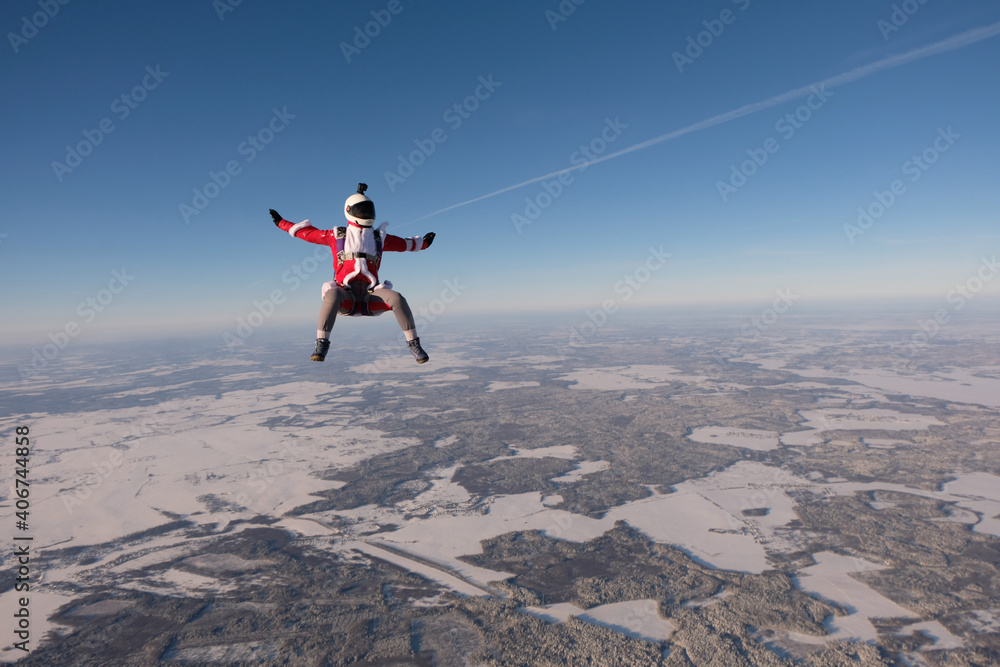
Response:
[3,294,998,351]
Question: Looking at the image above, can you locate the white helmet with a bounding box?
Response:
[345,183,375,227]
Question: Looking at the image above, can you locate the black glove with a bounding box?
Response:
[269,209,282,226]
[423,232,435,248]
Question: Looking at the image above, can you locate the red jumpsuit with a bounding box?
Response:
[275,217,430,327]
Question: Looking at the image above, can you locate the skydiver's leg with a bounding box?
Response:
[317,283,350,340]
[312,283,350,362]
[370,288,428,363]
[369,288,416,339]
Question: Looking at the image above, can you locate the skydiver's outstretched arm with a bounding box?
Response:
[269,209,334,245]
[383,231,435,252]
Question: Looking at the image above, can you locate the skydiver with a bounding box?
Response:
[270,183,435,364]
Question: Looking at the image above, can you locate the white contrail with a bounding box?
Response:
[403,21,1000,225]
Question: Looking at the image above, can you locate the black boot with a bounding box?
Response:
[311,338,331,362]
[408,338,429,364]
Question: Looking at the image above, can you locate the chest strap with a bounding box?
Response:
[337,251,380,263]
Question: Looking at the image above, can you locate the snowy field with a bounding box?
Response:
[1,337,998,660]
[557,365,708,390]
[687,426,781,451]
[789,552,964,650]
[487,381,541,392]
[793,366,1000,409]
[523,599,677,642]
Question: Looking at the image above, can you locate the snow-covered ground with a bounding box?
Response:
[787,366,1000,409]
[487,381,540,392]
[791,551,916,643]
[0,380,425,661]
[687,426,780,451]
[20,381,420,548]
[2,345,997,660]
[941,472,1000,538]
[6,392,993,661]
[551,460,611,483]
[781,407,943,447]
[789,552,965,652]
[558,365,707,390]
[360,460,807,578]
[523,599,676,642]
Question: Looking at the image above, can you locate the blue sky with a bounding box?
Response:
[2,0,999,346]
